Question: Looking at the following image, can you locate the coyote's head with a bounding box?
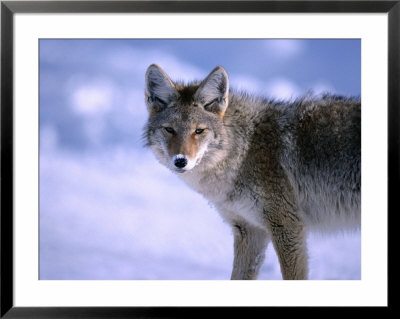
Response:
[144,64,230,173]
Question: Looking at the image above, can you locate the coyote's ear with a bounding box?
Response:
[145,64,177,115]
[195,66,229,117]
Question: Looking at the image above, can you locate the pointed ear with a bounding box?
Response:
[145,64,177,115]
[195,66,229,117]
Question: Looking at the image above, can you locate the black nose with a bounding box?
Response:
[174,157,188,168]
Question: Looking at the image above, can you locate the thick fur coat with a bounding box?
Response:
[144,64,361,280]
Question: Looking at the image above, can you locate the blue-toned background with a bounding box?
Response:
[39,39,361,279]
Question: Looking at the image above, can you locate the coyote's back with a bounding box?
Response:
[143,64,361,280]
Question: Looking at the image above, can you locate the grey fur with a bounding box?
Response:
[144,64,361,280]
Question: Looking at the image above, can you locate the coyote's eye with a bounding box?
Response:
[195,128,205,135]
[164,127,175,134]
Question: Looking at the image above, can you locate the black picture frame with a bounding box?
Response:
[1,1,395,317]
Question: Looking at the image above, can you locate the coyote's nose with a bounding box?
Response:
[174,157,188,168]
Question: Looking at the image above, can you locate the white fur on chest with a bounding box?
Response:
[217,197,266,229]
[179,171,265,229]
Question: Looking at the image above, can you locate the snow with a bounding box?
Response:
[39,148,360,280]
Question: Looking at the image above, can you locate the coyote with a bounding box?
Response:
[143,64,361,280]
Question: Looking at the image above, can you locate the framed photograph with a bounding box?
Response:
[1,0,395,317]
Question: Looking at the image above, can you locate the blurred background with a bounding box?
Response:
[39,39,361,280]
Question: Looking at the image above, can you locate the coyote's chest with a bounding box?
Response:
[180,170,265,228]
[179,169,232,202]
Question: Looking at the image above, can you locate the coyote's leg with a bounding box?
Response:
[230,222,270,280]
[269,221,308,280]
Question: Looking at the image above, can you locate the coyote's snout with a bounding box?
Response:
[144,64,361,280]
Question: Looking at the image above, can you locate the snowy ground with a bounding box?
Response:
[39,148,361,280]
